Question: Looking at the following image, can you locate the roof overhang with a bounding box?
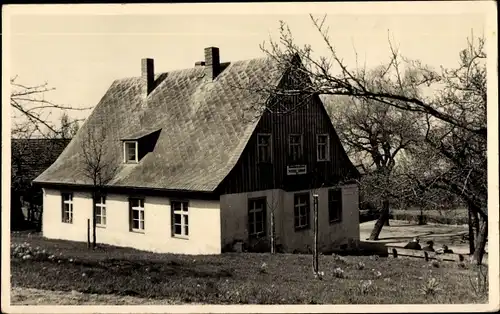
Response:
[120,128,162,141]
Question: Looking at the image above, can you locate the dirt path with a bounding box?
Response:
[10,287,182,305]
[359,220,487,255]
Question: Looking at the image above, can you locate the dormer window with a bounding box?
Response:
[121,128,162,164]
[124,141,138,163]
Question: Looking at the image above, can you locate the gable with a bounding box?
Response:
[217,69,360,194]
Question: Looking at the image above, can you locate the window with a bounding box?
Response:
[328,188,342,223]
[294,193,310,230]
[257,134,272,163]
[95,196,106,227]
[61,193,73,223]
[317,134,330,161]
[248,198,266,238]
[172,201,189,238]
[129,198,145,232]
[124,141,138,163]
[289,134,303,162]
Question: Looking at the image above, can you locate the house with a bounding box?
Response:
[11,138,71,230]
[33,47,360,255]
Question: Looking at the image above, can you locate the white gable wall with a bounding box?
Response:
[220,189,285,251]
[281,184,359,252]
[220,184,359,253]
[41,188,221,255]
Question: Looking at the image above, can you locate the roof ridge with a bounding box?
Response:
[115,55,274,82]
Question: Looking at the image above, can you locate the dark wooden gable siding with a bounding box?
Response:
[218,68,359,195]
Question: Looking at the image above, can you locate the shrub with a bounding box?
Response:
[314,271,325,280]
[356,262,365,270]
[10,242,51,261]
[331,253,348,264]
[332,267,345,278]
[469,265,488,298]
[392,209,467,225]
[372,269,382,278]
[419,278,441,296]
[359,280,375,294]
[369,255,379,261]
[259,262,268,274]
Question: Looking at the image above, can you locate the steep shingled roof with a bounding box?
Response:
[34,57,284,192]
[12,138,71,188]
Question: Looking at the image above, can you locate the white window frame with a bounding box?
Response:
[257,133,272,163]
[289,134,303,162]
[123,141,138,163]
[95,196,106,227]
[294,193,310,230]
[248,198,266,238]
[172,201,189,238]
[61,193,73,224]
[317,134,330,161]
[129,198,145,232]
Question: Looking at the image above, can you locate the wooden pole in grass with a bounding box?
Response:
[313,194,319,274]
[87,219,91,249]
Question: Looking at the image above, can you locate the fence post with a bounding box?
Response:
[313,194,319,275]
[87,219,91,249]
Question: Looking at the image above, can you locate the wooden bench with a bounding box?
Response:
[387,247,466,263]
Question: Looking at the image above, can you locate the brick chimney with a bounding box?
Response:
[204,47,220,80]
[141,58,154,96]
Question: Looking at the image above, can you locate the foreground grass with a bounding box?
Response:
[10,232,488,304]
[11,287,177,305]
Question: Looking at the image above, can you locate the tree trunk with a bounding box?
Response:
[92,191,97,249]
[468,205,475,255]
[11,190,26,231]
[270,210,275,254]
[369,199,390,240]
[384,214,390,226]
[313,194,319,274]
[35,204,43,232]
[418,207,426,225]
[472,215,488,265]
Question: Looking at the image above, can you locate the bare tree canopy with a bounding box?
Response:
[260,15,487,264]
[80,125,118,189]
[10,76,91,138]
[324,82,424,239]
[80,125,119,249]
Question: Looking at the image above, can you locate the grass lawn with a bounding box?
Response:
[10,232,488,305]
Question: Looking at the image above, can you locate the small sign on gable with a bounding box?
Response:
[287,165,307,176]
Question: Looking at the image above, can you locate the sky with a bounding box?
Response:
[5,2,492,125]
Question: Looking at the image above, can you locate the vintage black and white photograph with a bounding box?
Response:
[2,2,498,312]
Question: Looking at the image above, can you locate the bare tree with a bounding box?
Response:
[323,71,423,239]
[59,112,80,140]
[10,76,90,139]
[80,125,118,249]
[257,16,487,264]
[267,189,280,254]
[10,77,83,231]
